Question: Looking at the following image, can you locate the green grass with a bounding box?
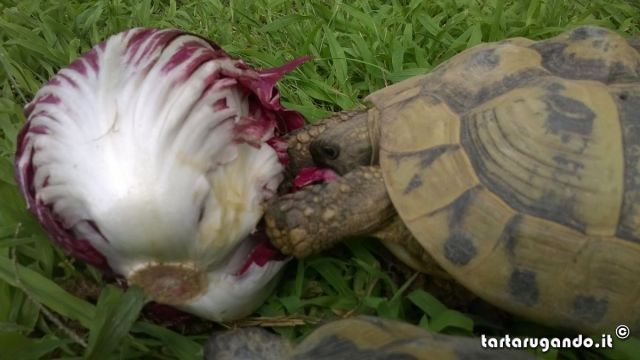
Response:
[0,0,639,359]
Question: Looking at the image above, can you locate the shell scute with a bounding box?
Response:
[531,26,640,83]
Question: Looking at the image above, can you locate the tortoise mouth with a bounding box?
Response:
[235,229,286,276]
[291,166,339,190]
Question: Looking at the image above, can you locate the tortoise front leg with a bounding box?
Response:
[265,165,394,257]
[373,215,450,278]
[267,164,451,279]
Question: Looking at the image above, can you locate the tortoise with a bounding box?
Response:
[204,316,533,359]
[264,26,640,334]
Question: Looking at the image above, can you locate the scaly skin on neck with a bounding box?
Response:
[308,109,375,175]
[282,109,368,176]
[265,165,394,257]
[266,108,394,257]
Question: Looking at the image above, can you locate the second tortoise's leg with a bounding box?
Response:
[291,316,534,360]
[265,166,395,257]
[204,316,534,360]
[204,327,292,360]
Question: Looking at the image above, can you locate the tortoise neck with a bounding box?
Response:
[299,108,376,175]
[284,109,367,174]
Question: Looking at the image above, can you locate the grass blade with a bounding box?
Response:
[429,309,474,334]
[0,332,71,359]
[324,26,348,91]
[84,286,146,360]
[308,258,352,295]
[407,289,447,318]
[0,254,95,327]
[131,322,202,360]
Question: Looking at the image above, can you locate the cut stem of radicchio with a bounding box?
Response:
[15,28,309,321]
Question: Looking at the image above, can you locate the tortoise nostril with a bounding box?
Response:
[321,145,340,160]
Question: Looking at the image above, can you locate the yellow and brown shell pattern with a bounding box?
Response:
[205,316,533,360]
[371,26,640,333]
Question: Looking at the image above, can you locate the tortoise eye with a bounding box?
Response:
[320,145,340,160]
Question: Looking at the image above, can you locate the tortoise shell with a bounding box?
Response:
[289,317,532,359]
[205,316,533,359]
[371,26,640,332]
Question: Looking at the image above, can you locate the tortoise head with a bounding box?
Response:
[310,110,377,175]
